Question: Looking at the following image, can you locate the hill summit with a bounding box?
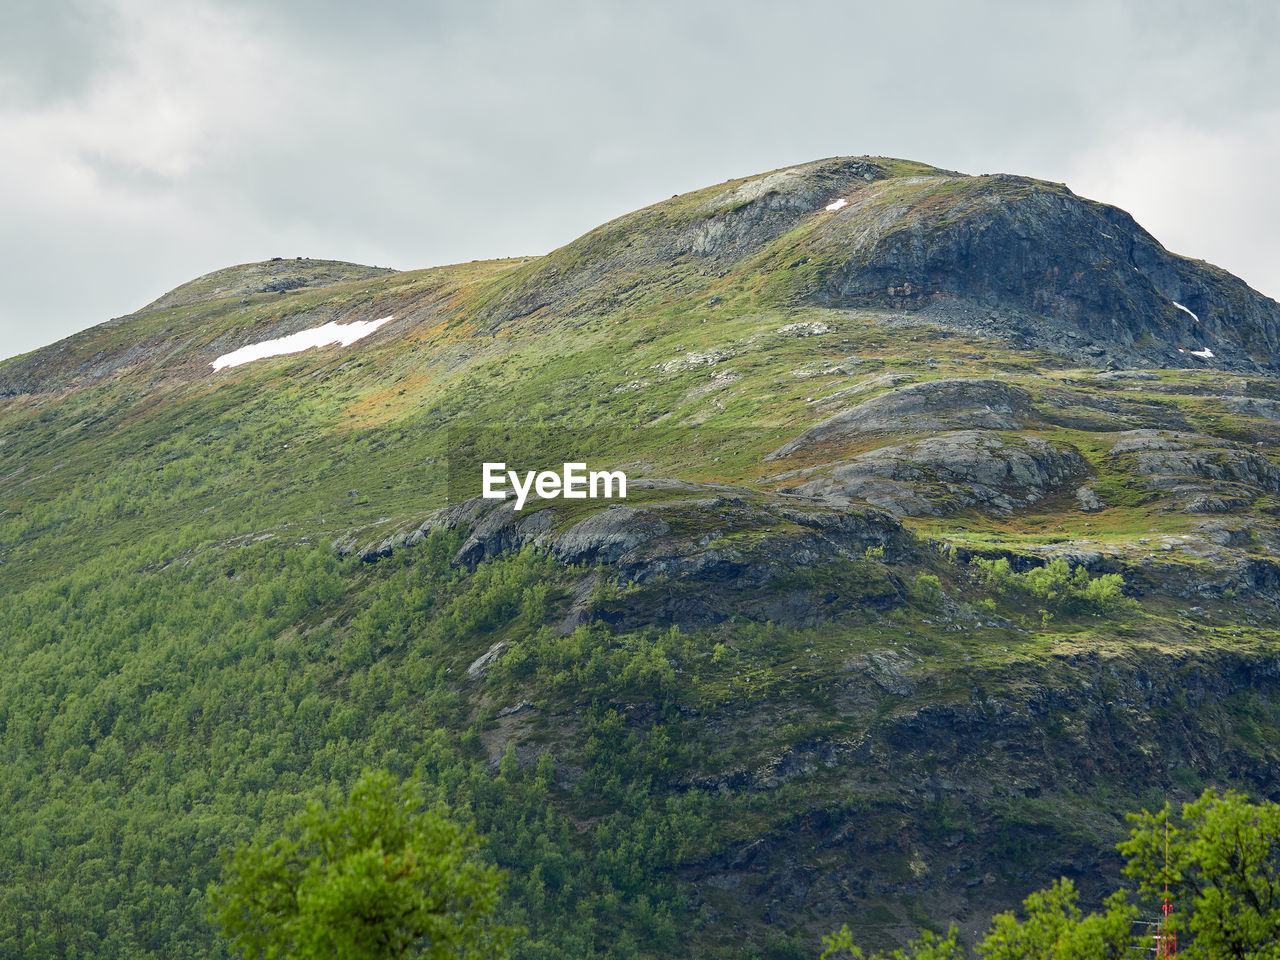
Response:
[7,157,1279,398]
[472,156,1278,372]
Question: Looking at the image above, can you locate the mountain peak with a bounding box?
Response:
[471,156,1279,372]
[6,157,1279,400]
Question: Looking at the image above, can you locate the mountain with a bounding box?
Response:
[3,157,1280,958]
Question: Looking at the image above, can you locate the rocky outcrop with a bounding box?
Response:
[783,430,1088,517]
[475,156,1280,372]
[351,483,915,629]
[548,505,673,565]
[768,379,1036,458]
[1106,430,1280,512]
[1032,385,1190,432]
[808,173,1280,372]
[680,648,1280,949]
[1221,396,1280,423]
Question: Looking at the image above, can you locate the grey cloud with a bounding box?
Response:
[2,0,1277,360]
[0,0,125,106]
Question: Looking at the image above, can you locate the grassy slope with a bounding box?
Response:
[3,166,1280,957]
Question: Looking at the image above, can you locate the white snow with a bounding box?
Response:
[1172,301,1199,323]
[211,316,395,370]
[825,198,848,212]
[1189,347,1215,359]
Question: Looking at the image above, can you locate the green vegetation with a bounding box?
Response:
[969,557,1133,616]
[822,927,963,960]
[1121,789,1280,958]
[826,790,1280,959]
[3,158,1280,958]
[0,535,718,957]
[209,768,513,960]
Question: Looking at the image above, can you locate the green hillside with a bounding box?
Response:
[3,157,1280,958]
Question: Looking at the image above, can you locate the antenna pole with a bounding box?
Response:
[1157,816,1177,958]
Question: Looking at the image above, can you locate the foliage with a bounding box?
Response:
[2,190,1280,960]
[828,790,1280,959]
[1120,789,1280,960]
[907,572,943,609]
[979,880,1134,960]
[820,925,962,960]
[970,557,1133,615]
[208,769,514,960]
[0,534,707,958]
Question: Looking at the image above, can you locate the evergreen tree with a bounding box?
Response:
[208,769,514,960]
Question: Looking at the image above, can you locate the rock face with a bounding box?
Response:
[1221,396,1280,423]
[683,650,1280,948]
[784,430,1088,516]
[805,173,1280,371]
[1107,430,1280,512]
[547,505,673,565]
[353,484,914,630]
[767,378,1035,458]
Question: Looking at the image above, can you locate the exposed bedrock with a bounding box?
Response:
[781,430,1088,517]
[767,378,1036,458]
[1106,429,1280,513]
[809,174,1280,371]
[351,483,915,630]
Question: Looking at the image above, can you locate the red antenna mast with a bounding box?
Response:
[1155,817,1177,958]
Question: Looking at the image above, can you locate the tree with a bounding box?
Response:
[208,768,515,960]
[822,789,1280,959]
[1120,788,1280,960]
[820,925,963,960]
[978,880,1134,960]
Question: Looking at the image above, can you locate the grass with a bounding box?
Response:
[6,158,1280,960]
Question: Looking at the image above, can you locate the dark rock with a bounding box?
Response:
[1106,430,1280,509]
[808,173,1280,372]
[355,484,914,630]
[784,430,1088,517]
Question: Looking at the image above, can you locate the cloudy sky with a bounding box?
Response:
[1,0,1277,360]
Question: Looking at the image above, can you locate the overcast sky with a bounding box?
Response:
[1,0,1277,360]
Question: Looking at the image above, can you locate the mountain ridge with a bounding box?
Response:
[6,155,1280,397]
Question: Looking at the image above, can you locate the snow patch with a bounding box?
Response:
[825,198,849,212]
[1172,301,1199,323]
[211,316,395,370]
[1189,347,1215,359]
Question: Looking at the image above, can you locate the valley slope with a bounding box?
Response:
[3,157,1280,958]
